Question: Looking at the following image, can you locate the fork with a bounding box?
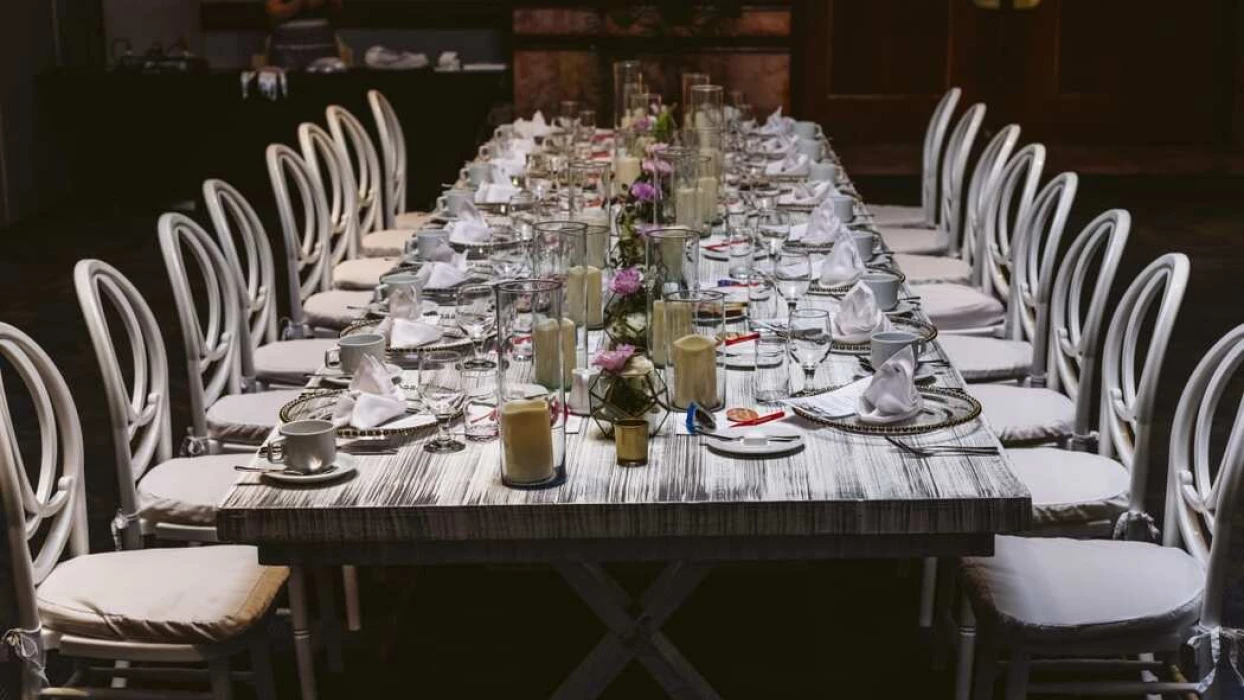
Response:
[698,431,801,443]
[883,435,998,457]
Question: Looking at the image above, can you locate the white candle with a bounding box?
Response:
[613,155,641,194]
[574,209,610,267]
[652,300,692,367]
[566,265,603,329]
[533,317,576,389]
[649,300,666,365]
[675,186,700,227]
[500,398,555,483]
[697,175,718,223]
[672,334,720,409]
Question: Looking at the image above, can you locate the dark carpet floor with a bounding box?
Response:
[1,173,1241,698]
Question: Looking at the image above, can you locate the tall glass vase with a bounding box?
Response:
[645,227,700,366]
[662,290,727,412]
[613,60,643,129]
[533,220,590,368]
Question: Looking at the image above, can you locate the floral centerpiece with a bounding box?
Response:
[588,344,670,437]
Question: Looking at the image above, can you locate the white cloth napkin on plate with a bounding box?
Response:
[331,355,407,429]
[857,346,922,423]
[475,183,520,204]
[791,199,850,246]
[779,180,833,206]
[759,134,797,156]
[415,260,467,289]
[819,236,866,287]
[831,282,892,343]
[490,157,525,180]
[506,138,537,155]
[379,286,441,348]
[447,202,489,243]
[420,236,456,262]
[758,107,794,136]
[764,153,810,176]
[513,111,551,139]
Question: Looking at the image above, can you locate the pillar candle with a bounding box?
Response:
[613,155,641,194]
[652,300,692,367]
[672,334,720,409]
[533,317,576,389]
[675,186,700,227]
[649,300,666,366]
[566,265,603,329]
[697,175,718,223]
[574,209,610,267]
[500,398,555,483]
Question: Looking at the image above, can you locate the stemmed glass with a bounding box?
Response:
[455,284,497,369]
[419,350,467,453]
[491,241,532,281]
[772,249,812,313]
[558,100,580,131]
[790,308,832,391]
[750,209,790,258]
[578,108,597,143]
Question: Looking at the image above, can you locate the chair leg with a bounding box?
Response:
[918,557,938,629]
[249,633,277,700]
[972,621,1000,700]
[208,657,233,700]
[1004,650,1030,700]
[953,594,976,700]
[342,566,362,632]
[288,565,319,700]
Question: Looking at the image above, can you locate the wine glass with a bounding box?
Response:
[726,220,757,281]
[419,350,467,453]
[750,210,790,261]
[558,100,580,131]
[578,108,597,143]
[772,249,812,313]
[455,284,497,369]
[491,240,533,281]
[790,308,831,390]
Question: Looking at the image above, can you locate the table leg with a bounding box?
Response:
[314,567,344,672]
[553,560,720,700]
[288,565,319,700]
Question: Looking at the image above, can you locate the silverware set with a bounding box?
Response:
[883,435,998,458]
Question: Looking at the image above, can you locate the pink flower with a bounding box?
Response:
[631,181,658,202]
[632,115,653,131]
[645,142,669,157]
[610,266,642,296]
[642,158,672,175]
[593,345,636,373]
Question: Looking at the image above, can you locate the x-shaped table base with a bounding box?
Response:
[552,560,722,700]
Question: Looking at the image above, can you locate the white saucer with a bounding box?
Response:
[703,424,805,458]
[259,454,358,485]
[366,300,439,318]
[317,363,404,386]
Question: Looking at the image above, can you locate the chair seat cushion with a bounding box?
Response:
[939,335,1033,383]
[893,254,971,285]
[38,545,287,645]
[868,203,925,227]
[878,225,947,256]
[1008,447,1130,529]
[916,284,1005,332]
[254,338,337,386]
[332,257,397,290]
[970,384,1075,446]
[303,290,372,331]
[395,210,434,230]
[206,389,303,445]
[138,453,242,527]
[962,536,1203,643]
[361,229,414,258]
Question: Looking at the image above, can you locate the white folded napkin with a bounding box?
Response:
[331,355,407,429]
[857,346,922,423]
[758,106,794,136]
[507,138,537,155]
[389,318,441,348]
[764,153,810,176]
[819,237,866,287]
[475,183,520,204]
[759,135,798,156]
[513,111,551,139]
[420,236,456,263]
[791,199,850,246]
[779,180,833,206]
[386,284,420,320]
[448,218,491,244]
[830,282,892,343]
[415,260,468,289]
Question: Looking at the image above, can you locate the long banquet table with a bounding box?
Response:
[216,136,1031,700]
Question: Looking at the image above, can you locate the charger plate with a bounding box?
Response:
[830,317,937,355]
[341,320,489,355]
[808,265,907,296]
[791,387,981,436]
[278,389,439,439]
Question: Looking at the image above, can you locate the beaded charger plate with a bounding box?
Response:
[808,265,907,296]
[830,317,937,355]
[278,389,438,439]
[791,387,981,436]
[341,320,489,355]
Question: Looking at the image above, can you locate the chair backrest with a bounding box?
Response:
[368,89,407,229]
[936,102,986,256]
[1046,209,1131,436]
[327,104,383,237]
[979,143,1045,312]
[74,259,172,541]
[298,121,359,265]
[1097,252,1189,491]
[267,142,332,324]
[962,124,1020,284]
[1009,172,1078,373]
[158,213,245,436]
[203,178,279,348]
[918,87,961,228]
[0,323,89,637]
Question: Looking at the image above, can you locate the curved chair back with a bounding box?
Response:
[1097,253,1189,498]
[961,124,1020,284]
[267,142,332,333]
[368,89,407,229]
[980,143,1045,314]
[74,259,172,546]
[936,102,986,256]
[298,121,359,266]
[327,104,383,237]
[1011,172,1078,380]
[0,323,89,656]
[1047,209,1131,435]
[918,87,961,228]
[203,178,278,348]
[158,213,245,435]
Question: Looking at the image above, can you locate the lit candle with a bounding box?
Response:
[697,175,718,223]
[650,299,666,366]
[672,334,720,409]
[675,186,700,227]
[566,265,603,329]
[500,398,555,483]
[652,300,692,367]
[613,155,641,194]
[533,317,576,389]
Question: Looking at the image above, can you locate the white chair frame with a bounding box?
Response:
[368,89,407,230]
[918,87,962,228]
[961,124,1020,285]
[299,121,359,267]
[935,102,986,257]
[0,322,275,700]
[327,104,383,238]
[203,178,279,350]
[267,143,332,338]
[978,143,1045,316]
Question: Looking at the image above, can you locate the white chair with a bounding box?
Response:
[158,214,304,449]
[0,321,285,700]
[327,104,415,258]
[966,210,1130,447]
[868,87,960,229]
[895,123,1020,285]
[917,143,1045,335]
[298,122,397,291]
[954,321,1244,700]
[203,178,337,388]
[877,102,985,257]
[939,171,1077,382]
[267,142,372,335]
[369,89,434,231]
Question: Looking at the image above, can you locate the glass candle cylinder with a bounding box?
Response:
[688,84,725,131]
[562,223,608,330]
[495,279,567,489]
[613,60,643,128]
[645,227,700,366]
[613,129,643,196]
[664,147,704,229]
[680,72,710,128]
[568,160,610,217]
[533,221,588,376]
[663,290,727,411]
[628,92,663,129]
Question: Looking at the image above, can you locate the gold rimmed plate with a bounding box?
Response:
[830,317,937,355]
[791,387,981,436]
[808,265,907,296]
[278,390,439,439]
[341,320,489,355]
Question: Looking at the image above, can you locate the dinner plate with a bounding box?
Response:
[703,424,805,458]
[365,299,439,319]
[701,246,769,262]
[316,363,404,387]
[279,390,439,438]
[258,454,358,485]
[791,387,982,436]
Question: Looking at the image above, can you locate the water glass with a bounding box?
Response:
[420,350,467,454]
[790,308,832,391]
[772,250,812,311]
[751,209,791,257]
[727,225,757,281]
[558,100,580,131]
[491,241,533,281]
[456,284,497,369]
[578,108,597,142]
[462,368,498,442]
[753,334,790,404]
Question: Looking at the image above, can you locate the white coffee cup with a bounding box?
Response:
[869,329,921,370]
[852,231,878,262]
[793,121,820,139]
[830,193,855,223]
[862,271,901,311]
[261,419,337,474]
[326,333,386,374]
[808,161,839,183]
[796,138,824,161]
[436,188,475,217]
[464,162,492,187]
